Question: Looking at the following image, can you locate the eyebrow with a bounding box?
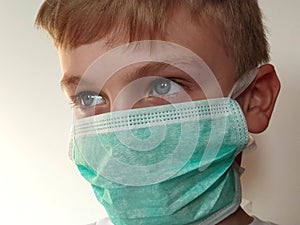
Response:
[60,59,193,91]
[124,62,173,82]
[60,75,81,90]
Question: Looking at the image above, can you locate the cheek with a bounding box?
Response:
[216,76,236,97]
[189,89,207,101]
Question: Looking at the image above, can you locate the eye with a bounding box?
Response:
[150,78,183,96]
[75,91,105,107]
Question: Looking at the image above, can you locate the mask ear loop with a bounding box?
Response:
[245,134,257,152]
[228,67,260,152]
[228,67,259,99]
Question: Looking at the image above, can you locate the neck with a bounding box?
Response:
[217,207,253,225]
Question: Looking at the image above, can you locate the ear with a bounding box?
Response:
[236,64,281,133]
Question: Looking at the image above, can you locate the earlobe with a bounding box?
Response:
[237,64,281,133]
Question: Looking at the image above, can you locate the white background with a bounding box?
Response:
[0,0,299,224]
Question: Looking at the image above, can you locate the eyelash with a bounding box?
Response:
[69,77,188,109]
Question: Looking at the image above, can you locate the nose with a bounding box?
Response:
[111,95,171,112]
[132,97,171,110]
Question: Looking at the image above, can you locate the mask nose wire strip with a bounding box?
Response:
[228,68,259,99]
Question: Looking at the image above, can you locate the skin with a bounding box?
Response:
[59,8,236,114]
[58,6,280,225]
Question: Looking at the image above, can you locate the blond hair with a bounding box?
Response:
[35,0,270,76]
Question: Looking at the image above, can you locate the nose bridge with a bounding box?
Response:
[111,95,169,111]
[110,88,171,111]
[132,97,172,109]
[108,76,155,112]
[110,90,137,112]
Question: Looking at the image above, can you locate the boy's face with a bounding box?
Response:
[59,8,236,116]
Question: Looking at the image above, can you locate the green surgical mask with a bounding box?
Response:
[70,97,251,225]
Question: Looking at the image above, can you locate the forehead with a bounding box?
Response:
[59,9,235,91]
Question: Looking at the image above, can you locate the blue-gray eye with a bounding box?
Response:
[76,91,105,107]
[151,78,182,96]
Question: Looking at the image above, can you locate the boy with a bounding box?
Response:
[35,1,280,224]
